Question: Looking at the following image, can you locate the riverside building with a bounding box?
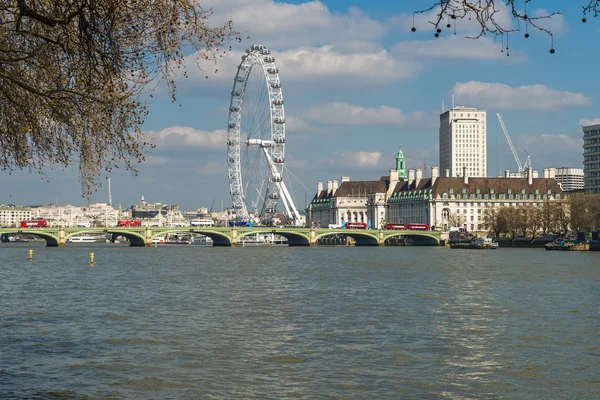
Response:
[306,147,408,229]
[306,148,565,233]
[0,205,32,227]
[551,167,584,192]
[583,123,600,193]
[439,106,487,178]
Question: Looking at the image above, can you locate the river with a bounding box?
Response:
[1,243,598,399]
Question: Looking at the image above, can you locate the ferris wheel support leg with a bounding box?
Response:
[279,181,302,226]
[277,182,293,220]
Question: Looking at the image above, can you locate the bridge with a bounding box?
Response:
[0,226,441,247]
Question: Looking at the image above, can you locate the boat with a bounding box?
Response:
[238,232,288,246]
[152,233,194,245]
[67,235,101,243]
[545,241,590,251]
[450,237,494,249]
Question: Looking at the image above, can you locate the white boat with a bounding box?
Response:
[152,234,194,245]
[67,235,101,243]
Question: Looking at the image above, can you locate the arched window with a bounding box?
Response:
[442,208,450,221]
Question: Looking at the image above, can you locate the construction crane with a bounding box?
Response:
[496,113,531,177]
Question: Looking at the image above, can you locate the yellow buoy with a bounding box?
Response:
[28,249,34,261]
[89,252,95,266]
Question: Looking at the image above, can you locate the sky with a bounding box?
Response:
[1,0,599,211]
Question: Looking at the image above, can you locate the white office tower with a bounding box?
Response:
[439,106,487,177]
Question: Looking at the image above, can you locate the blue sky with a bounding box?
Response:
[1,0,599,210]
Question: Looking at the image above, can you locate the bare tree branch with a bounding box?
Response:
[0,0,241,197]
[412,1,597,53]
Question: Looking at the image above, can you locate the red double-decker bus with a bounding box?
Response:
[385,223,406,230]
[117,220,142,227]
[345,222,367,229]
[407,223,429,231]
[21,219,47,228]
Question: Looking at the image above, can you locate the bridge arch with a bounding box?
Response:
[64,229,147,247]
[0,229,60,246]
[236,229,310,246]
[382,231,440,246]
[315,230,379,246]
[152,228,233,247]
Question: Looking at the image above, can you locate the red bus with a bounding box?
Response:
[385,223,406,230]
[407,223,429,231]
[21,219,47,228]
[345,222,367,229]
[117,220,142,227]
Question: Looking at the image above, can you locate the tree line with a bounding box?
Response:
[482,194,600,238]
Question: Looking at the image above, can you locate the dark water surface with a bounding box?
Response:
[1,243,598,399]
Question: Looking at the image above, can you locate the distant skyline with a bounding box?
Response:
[1,0,599,210]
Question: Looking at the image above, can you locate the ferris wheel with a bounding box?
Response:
[227,44,301,225]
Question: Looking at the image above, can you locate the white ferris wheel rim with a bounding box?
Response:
[227,44,285,222]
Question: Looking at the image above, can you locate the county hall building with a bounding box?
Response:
[305,147,565,232]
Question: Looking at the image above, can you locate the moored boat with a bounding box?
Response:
[450,237,494,249]
[67,235,102,243]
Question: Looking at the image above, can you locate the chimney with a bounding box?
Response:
[317,182,323,193]
[548,168,556,179]
[463,166,468,184]
[445,168,450,177]
[332,179,339,194]
[408,169,415,186]
[533,170,539,178]
[327,180,333,192]
[505,169,510,178]
[543,168,549,178]
[415,168,423,187]
[341,176,350,183]
[431,166,439,185]
[528,167,533,185]
[388,170,399,195]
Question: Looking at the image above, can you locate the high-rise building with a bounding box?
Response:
[583,123,600,193]
[439,106,487,177]
[551,167,584,192]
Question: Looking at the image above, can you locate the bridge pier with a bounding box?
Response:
[309,228,317,246]
[58,228,66,247]
[378,229,384,246]
[231,226,238,247]
[145,226,153,247]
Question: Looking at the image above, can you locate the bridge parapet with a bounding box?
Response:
[0,226,441,247]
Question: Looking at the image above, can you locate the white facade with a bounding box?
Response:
[583,123,600,194]
[30,203,124,227]
[387,169,565,232]
[440,106,487,178]
[306,177,384,228]
[552,167,584,191]
[0,205,32,227]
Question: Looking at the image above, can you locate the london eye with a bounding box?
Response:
[226,44,300,225]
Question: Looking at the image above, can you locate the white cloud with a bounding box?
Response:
[580,118,600,127]
[515,134,583,167]
[392,36,526,62]
[302,102,425,125]
[452,81,592,111]
[185,45,419,89]
[338,151,382,168]
[150,126,227,149]
[143,156,169,165]
[285,115,335,135]
[208,0,385,50]
[194,162,226,175]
